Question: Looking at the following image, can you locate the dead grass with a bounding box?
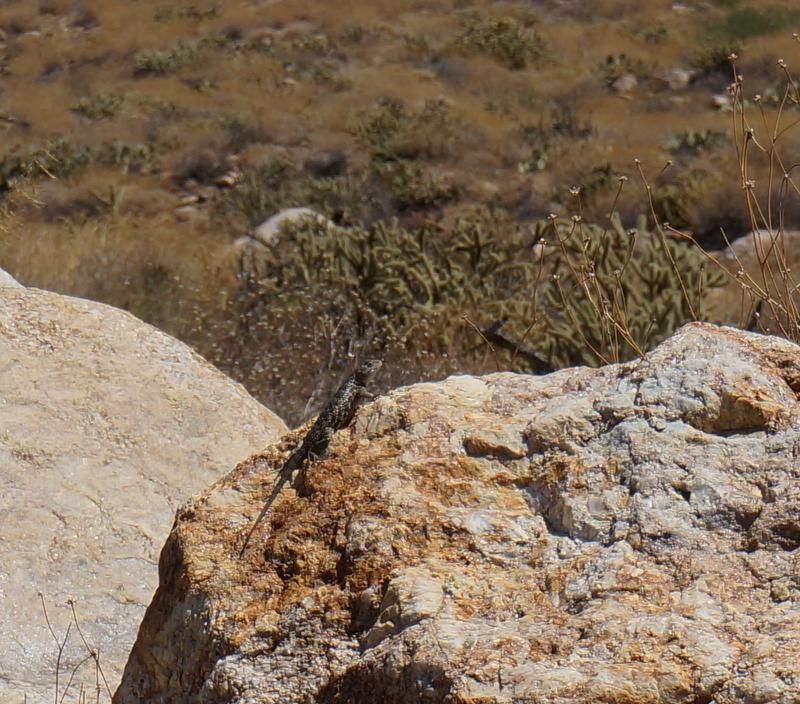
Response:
[674,49,800,340]
[2,199,233,342]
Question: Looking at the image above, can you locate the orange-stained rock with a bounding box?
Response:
[116,323,800,704]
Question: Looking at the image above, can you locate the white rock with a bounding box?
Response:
[174,204,201,222]
[116,323,800,704]
[711,93,732,111]
[663,67,696,90]
[250,207,334,247]
[0,274,285,702]
[612,73,638,95]
[0,267,21,288]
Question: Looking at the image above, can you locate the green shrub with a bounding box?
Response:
[355,98,458,163]
[230,209,530,358]
[692,41,741,74]
[221,158,374,226]
[134,40,205,75]
[665,129,728,153]
[0,138,93,191]
[535,214,726,366]
[403,33,435,58]
[71,92,125,120]
[573,163,615,203]
[153,3,221,22]
[291,33,337,56]
[724,7,800,38]
[650,170,708,231]
[227,207,724,383]
[98,141,158,174]
[453,12,545,69]
[340,23,368,44]
[373,161,457,210]
[761,77,800,106]
[639,26,669,43]
[132,33,267,76]
[517,107,592,173]
[0,137,158,192]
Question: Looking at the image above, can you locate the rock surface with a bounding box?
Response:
[611,73,637,95]
[661,67,696,91]
[249,207,334,247]
[715,228,800,269]
[709,229,800,333]
[232,207,338,260]
[0,271,286,703]
[115,323,800,704]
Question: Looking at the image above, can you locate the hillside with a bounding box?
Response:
[2,0,800,420]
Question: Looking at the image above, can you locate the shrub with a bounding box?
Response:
[153,3,221,22]
[517,106,592,173]
[0,138,160,192]
[71,92,125,120]
[639,26,669,44]
[218,207,724,422]
[355,98,458,163]
[665,129,728,154]
[373,161,457,210]
[0,138,93,191]
[573,163,615,203]
[98,141,157,174]
[453,11,545,69]
[692,41,741,75]
[650,169,708,231]
[536,214,726,367]
[132,33,266,76]
[221,158,375,227]
[134,40,205,75]
[723,7,800,39]
[340,23,368,45]
[404,33,435,58]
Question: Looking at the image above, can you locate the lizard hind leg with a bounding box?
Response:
[293,453,320,498]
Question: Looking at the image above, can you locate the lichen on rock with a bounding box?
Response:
[115,323,800,704]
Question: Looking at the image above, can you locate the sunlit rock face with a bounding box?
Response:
[116,322,800,704]
[0,270,285,703]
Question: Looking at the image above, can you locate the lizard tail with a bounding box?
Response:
[238,473,289,557]
[238,447,306,558]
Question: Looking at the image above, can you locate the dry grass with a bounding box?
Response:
[677,47,800,340]
[37,594,113,704]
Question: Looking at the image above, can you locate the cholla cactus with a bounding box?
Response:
[232,207,723,377]
[537,212,725,367]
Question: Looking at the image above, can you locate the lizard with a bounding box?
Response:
[239,358,383,557]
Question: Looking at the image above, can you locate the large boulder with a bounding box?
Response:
[115,323,800,704]
[0,270,286,703]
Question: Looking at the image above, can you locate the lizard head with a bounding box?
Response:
[355,358,383,384]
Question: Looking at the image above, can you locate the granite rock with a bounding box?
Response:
[0,272,285,702]
[115,323,800,704]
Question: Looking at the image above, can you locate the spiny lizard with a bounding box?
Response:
[239,359,382,557]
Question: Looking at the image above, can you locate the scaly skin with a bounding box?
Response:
[239,359,382,557]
